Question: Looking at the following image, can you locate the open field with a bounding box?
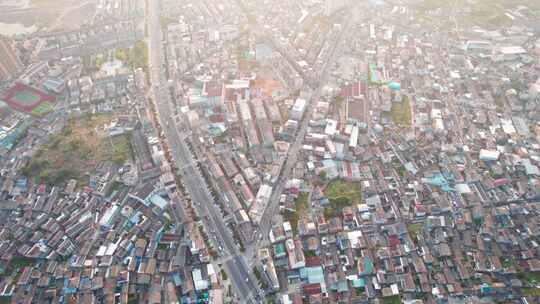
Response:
[414,0,540,29]
[323,179,361,218]
[2,83,55,116]
[383,295,401,304]
[517,271,540,285]
[390,96,412,126]
[22,114,132,186]
[325,179,362,205]
[0,0,95,30]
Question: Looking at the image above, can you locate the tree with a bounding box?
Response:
[221,269,228,281]
[115,48,128,62]
[334,95,344,108]
[332,196,351,208]
[324,207,337,219]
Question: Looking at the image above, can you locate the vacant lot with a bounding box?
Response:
[22,115,132,186]
[325,179,362,204]
[413,0,540,29]
[383,295,401,304]
[408,223,424,244]
[323,179,362,218]
[0,0,95,29]
[390,96,412,126]
[282,192,309,234]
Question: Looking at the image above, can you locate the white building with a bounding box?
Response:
[286,238,305,269]
[192,268,209,291]
[479,149,500,161]
[249,184,273,224]
[290,98,306,121]
[349,125,359,148]
[325,119,338,136]
[99,204,120,228]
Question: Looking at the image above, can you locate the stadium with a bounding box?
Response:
[1,82,55,116]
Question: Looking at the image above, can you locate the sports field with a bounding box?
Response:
[31,102,54,116]
[2,82,55,116]
[13,90,41,106]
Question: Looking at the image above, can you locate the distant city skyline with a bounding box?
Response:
[0,1,539,303]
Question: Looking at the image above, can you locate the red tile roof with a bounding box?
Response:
[302,283,322,296]
[305,256,321,267]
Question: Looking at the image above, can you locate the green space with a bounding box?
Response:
[304,250,317,258]
[408,223,423,243]
[160,16,175,29]
[9,257,35,270]
[31,102,54,117]
[105,180,124,197]
[198,225,217,258]
[213,130,230,144]
[296,193,309,216]
[14,91,40,104]
[333,95,344,109]
[115,41,149,71]
[383,295,401,304]
[0,297,11,304]
[390,96,412,126]
[323,179,361,219]
[21,115,133,186]
[501,257,517,269]
[220,269,228,281]
[281,210,298,234]
[281,192,309,235]
[82,53,106,74]
[253,267,268,289]
[127,294,138,304]
[0,257,35,279]
[265,296,277,304]
[232,227,245,252]
[325,180,362,203]
[522,287,540,297]
[494,95,506,112]
[517,272,540,285]
[94,54,106,69]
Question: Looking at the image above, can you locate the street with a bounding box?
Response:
[146,0,262,302]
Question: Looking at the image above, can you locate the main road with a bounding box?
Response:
[147,1,262,303]
[248,3,361,254]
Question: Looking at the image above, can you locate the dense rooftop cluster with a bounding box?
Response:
[0,0,540,303]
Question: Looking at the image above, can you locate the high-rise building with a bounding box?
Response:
[0,38,22,81]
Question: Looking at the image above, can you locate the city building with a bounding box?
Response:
[0,37,22,81]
